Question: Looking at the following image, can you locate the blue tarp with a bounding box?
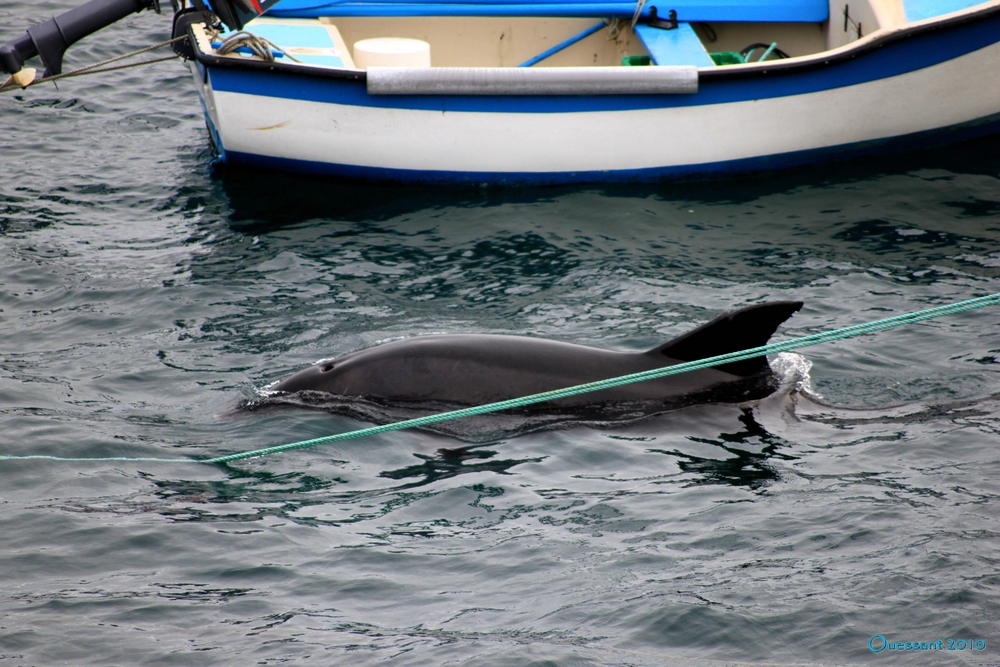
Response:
[267,0,829,22]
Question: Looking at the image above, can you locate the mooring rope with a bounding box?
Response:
[0,36,186,94]
[212,31,303,63]
[2,292,998,465]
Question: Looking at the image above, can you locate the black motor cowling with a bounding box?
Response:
[208,0,285,32]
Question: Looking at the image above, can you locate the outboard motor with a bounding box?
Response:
[202,0,285,32]
[1,0,282,81]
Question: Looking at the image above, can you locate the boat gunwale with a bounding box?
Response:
[185,0,1000,86]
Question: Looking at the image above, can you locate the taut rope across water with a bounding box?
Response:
[3,293,998,465]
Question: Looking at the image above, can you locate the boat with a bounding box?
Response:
[3,0,1000,184]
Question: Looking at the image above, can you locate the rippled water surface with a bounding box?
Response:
[3,4,1000,665]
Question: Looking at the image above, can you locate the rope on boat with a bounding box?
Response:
[631,0,649,28]
[0,36,186,94]
[212,31,302,63]
[2,292,999,465]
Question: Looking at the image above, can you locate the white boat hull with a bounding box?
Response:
[189,4,1000,183]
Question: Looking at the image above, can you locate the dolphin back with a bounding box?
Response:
[646,301,803,376]
[268,301,803,409]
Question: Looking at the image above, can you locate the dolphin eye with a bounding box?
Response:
[320,363,335,372]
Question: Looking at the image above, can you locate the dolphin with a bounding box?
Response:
[270,301,803,410]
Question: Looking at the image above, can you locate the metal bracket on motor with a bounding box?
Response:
[645,7,679,30]
[171,8,216,59]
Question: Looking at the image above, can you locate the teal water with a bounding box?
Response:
[3,5,1000,665]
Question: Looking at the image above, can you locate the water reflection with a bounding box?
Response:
[832,218,997,256]
[128,442,546,525]
[50,402,804,528]
[650,409,798,489]
[379,446,545,488]
[212,132,1000,227]
[796,392,1000,431]
[216,169,559,228]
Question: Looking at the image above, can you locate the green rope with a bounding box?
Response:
[3,292,999,465]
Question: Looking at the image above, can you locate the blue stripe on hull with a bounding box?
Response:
[217,111,1000,184]
[207,11,1000,112]
[269,2,828,21]
[268,0,830,22]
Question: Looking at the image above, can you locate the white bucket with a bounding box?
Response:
[353,37,431,69]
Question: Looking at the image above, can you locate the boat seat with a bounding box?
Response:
[904,0,982,21]
[240,18,356,68]
[634,22,715,67]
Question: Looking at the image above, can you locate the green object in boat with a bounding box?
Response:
[710,51,745,65]
[621,55,651,66]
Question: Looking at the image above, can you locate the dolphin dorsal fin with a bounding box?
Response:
[647,301,803,376]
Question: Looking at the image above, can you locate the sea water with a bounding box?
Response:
[2,4,1000,665]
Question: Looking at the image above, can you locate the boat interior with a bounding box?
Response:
[188,0,982,70]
